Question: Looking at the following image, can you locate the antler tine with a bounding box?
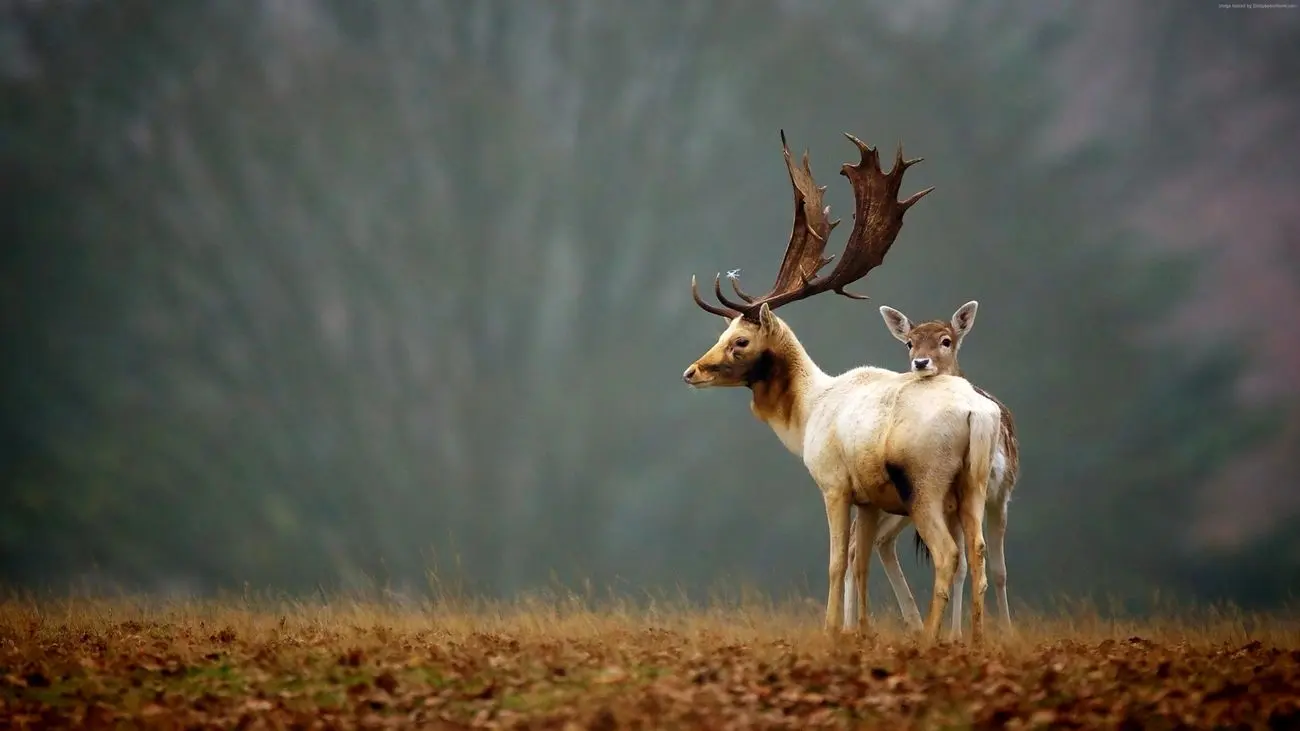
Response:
[893,143,925,175]
[691,275,740,319]
[844,132,882,175]
[689,130,929,321]
[776,135,843,261]
[730,281,756,303]
[727,270,758,303]
[745,131,932,309]
[726,130,840,320]
[899,184,934,211]
[712,273,750,312]
[843,132,928,196]
[812,132,933,300]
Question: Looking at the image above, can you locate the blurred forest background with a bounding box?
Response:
[3,1,1299,613]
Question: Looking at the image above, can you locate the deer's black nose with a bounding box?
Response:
[912,358,931,371]
[683,365,698,382]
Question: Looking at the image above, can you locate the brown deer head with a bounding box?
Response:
[878,301,978,377]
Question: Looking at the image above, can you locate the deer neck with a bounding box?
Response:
[746,325,825,456]
[947,349,966,378]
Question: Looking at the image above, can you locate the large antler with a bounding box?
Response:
[691,130,934,321]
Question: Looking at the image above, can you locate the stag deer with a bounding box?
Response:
[843,302,1021,638]
[681,131,1002,643]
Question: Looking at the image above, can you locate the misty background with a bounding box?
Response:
[3,1,1298,613]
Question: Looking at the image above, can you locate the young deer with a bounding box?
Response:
[682,131,1002,643]
[843,302,1021,637]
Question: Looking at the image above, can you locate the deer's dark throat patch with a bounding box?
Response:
[747,348,801,428]
[744,350,777,387]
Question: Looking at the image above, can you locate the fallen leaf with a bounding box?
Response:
[594,666,628,685]
[375,670,399,694]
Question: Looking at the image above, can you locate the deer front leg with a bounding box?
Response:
[911,496,959,644]
[823,491,853,634]
[874,515,924,633]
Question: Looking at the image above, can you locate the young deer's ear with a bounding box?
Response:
[951,300,978,348]
[878,305,913,343]
[757,302,777,334]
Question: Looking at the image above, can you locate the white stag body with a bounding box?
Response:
[681,131,1002,643]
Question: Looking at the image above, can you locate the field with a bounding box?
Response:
[3,593,1300,729]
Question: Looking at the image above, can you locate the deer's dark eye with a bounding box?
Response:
[905,341,913,350]
[941,337,952,348]
[734,337,749,348]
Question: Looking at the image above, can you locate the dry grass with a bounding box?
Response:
[3,590,1300,729]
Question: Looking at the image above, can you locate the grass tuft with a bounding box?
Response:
[2,591,1299,728]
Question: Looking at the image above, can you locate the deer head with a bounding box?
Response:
[878,301,978,377]
[683,130,934,388]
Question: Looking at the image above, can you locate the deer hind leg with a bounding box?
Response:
[874,514,923,633]
[960,489,990,646]
[841,509,873,632]
[910,491,959,644]
[987,492,1012,629]
[837,504,868,629]
[850,504,881,635]
[822,490,853,634]
[948,514,967,641]
[843,513,858,631]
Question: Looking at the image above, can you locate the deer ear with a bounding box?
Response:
[878,305,912,343]
[757,302,778,333]
[951,301,978,347]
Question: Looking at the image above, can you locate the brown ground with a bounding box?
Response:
[3,595,1300,729]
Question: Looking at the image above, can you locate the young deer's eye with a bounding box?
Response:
[905,341,913,350]
[941,337,952,348]
[734,337,749,348]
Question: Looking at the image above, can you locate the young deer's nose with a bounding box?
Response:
[683,365,698,382]
[912,358,931,371]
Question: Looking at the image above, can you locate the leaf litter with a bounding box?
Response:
[2,598,1299,729]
